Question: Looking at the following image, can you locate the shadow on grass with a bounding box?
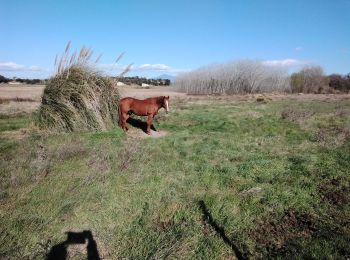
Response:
[127,117,156,133]
[198,200,248,260]
[46,230,100,260]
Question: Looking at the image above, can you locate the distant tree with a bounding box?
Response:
[0,75,10,83]
[291,66,328,93]
[290,73,304,93]
[301,66,326,93]
[116,76,170,86]
[176,60,290,94]
[329,73,350,93]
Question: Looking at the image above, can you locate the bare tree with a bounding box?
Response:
[175,60,290,94]
[291,66,328,93]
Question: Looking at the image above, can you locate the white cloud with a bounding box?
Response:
[0,61,50,79]
[137,64,172,71]
[0,61,44,71]
[294,47,303,51]
[262,59,307,67]
[98,63,187,74]
[0,62,25,70]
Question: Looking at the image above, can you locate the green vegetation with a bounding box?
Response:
[1,97,349,259]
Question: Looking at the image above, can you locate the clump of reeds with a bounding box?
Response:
[36,42,128,131]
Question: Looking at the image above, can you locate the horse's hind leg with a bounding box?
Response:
[146,115,153,135]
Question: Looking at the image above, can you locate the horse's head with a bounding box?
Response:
[162,96,170,113]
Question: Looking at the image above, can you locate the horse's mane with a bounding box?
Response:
[156,96,164,104]
[145,96,164,105]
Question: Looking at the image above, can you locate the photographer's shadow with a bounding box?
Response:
[47,230,100,260]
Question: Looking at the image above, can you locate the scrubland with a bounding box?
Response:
[1,90,349,258]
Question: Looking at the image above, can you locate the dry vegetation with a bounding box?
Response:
[176,60,291,94]
[175,61,350,95]
[1,43,350,258]
[35,43,122,131]
[0,90,350,258]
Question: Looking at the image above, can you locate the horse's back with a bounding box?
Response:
[120,97,135,103]
[120,97,158,116]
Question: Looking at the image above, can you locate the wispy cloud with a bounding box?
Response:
[1,61,187,78]
[294,47,303,51]
[0,62,25,70]
[134,63,187,73]
[98,63,187,74]
[0,61,44,71]
[137,64,172,71]
[262,58,307,67]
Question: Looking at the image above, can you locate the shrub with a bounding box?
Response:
[35,43,122,132]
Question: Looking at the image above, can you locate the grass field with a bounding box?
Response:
[0,95,349,259]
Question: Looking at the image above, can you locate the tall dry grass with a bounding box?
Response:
[36,42,129,131]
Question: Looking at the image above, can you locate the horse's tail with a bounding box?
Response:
[118,101,122,127]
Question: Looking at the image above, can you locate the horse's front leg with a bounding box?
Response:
[146,114,153,135]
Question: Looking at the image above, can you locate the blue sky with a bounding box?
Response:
[1,0,349,78]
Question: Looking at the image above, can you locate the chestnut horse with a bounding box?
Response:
[118,96,169,134]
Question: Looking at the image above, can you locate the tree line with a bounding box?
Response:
[175,61,350,94]
[0,75,171,86]
[115,76,171,86]
[291,66,350,93]
[176,61,290,94]
[0,75,47,84]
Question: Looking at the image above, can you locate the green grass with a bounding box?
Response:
[0,97,349,259]
[0,113,30,132]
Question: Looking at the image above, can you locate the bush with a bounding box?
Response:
[35,44,121,132]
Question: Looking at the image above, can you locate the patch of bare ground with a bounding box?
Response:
[0,101,40,114]
[1,83,349,114]
[319,177,350,207]
[126,127,169,139]
[0,84,43,114]
[313,127,350,146]
[0,97,37,104]
[180,93,350,104]
[281,108,315,122]
[250,209,317,256]
[0,84,44,100]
